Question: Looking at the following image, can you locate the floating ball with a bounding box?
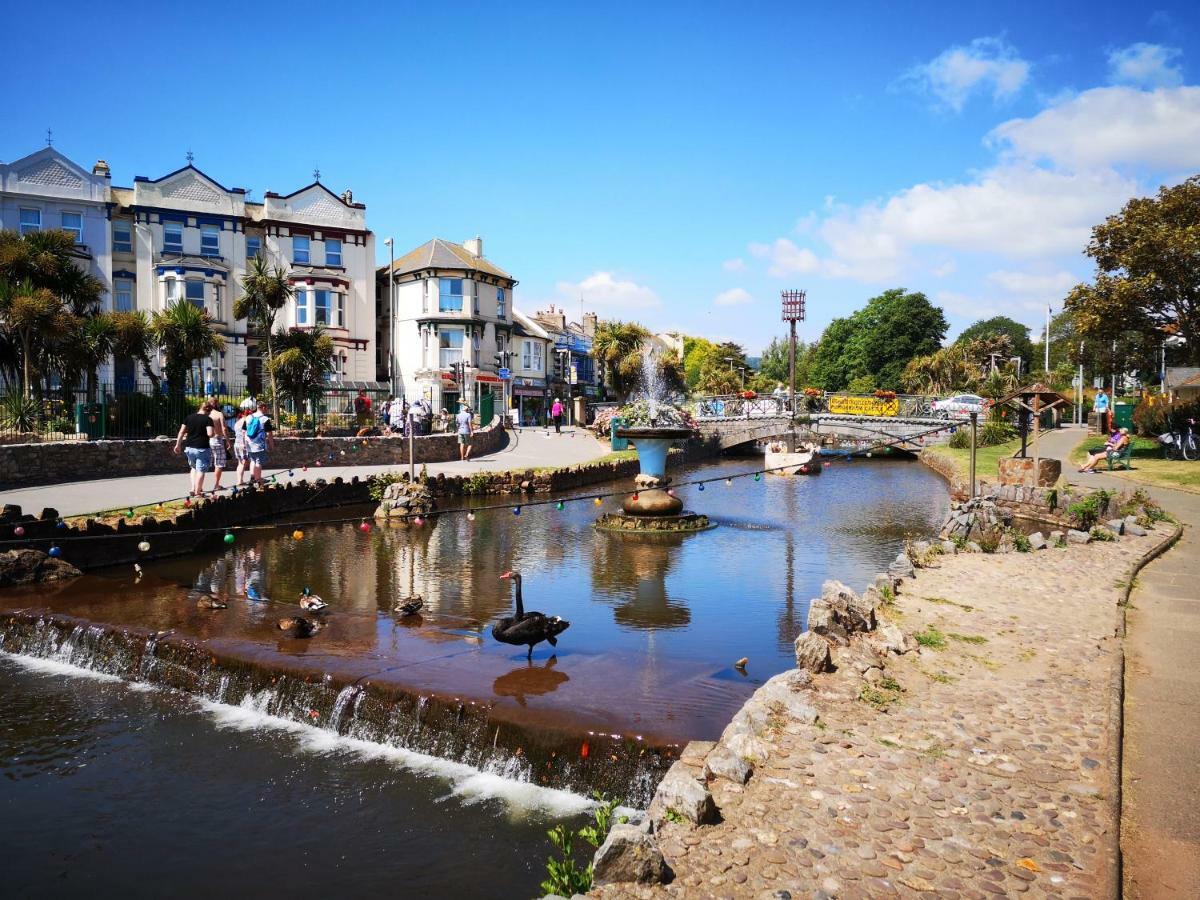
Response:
[512,506,521,516]
[13,526,25,537]
[358,522,371,533]
[340,450,346,456]
[753,473,761,481]
[137,540,151,552]
[697,483,705,492]
[288,471,295,477]
[593,497,602,506]
[127,508,135,518]
[467,512,476,522]
[555,501,564,511]
[48,545,62,558]
[292,530,304,541]
[223,532,236,545]
[631,493,639,502]
[866,452,872,458]
[725,478,733,487]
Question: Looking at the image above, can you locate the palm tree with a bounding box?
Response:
[592,320,650,401]
[60,312,117,401]
[0,230,102,314]
[236,255,293,417]
[112,310,161,393]
[0,279,70,398]
[268,325,335,425]
[151,300,226,400]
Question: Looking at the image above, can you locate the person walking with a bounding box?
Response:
[456,403,474,460]
[1093,388,1110,434]
[245,399,274,484]
[389,395,405,434]
[206,396,229,493]
[551,397,564,434]
[173,402,215,497]
[354,389,372,430]
[232,409,251,485]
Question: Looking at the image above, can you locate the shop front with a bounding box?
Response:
[513,380,547,426]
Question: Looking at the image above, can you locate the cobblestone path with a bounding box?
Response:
[597,527,1169,899]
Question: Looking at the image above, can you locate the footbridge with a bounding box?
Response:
[689,394,959,453]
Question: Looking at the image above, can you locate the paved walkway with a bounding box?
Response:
[0,426,609,518]
[1040,426,1200,899]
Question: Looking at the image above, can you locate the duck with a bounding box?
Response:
[277,616,322,638]
[299,587,328,612]
[394,595,424,616]
[188,588,227,609]
[492,571,570,660]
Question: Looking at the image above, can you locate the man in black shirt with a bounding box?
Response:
[173,402,215,497]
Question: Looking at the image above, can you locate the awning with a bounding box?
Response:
[475,373,503,383]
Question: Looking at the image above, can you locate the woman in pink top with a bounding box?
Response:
[551,398,564,434]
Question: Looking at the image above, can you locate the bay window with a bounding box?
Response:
[115,279,133,312]
[61,212,83,244]
[439,277,463,312]
[439,329,464,368]
[165,278,181,303]
[185,280,205,309]
[314,289,332,325]
[337,292,346,327]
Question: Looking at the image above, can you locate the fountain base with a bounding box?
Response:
[595,511,713,533]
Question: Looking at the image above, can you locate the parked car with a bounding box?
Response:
[931,393,988,419]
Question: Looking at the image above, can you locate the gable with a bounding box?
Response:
[291,190,351,221]
[159,171,225,204]
[16,156,85,189]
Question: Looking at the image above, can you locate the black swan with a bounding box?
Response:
[299,587,328,612]
[394,596,424,616]
[277,616,322,638]
[492,571,570,660]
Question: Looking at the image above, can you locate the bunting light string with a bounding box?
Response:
[11,420,962,546]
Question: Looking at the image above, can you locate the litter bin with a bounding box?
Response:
[1113,401,1134,431]
[610,417,628,451]
[75,401,107,440]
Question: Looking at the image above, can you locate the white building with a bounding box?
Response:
[511,309,551,425]
[378,237,517,421]
[0,147,114,355]
[107,162,377,391]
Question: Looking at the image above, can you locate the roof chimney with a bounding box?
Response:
[464,236,483,258]
[583,312,598,337]
[92,159,111,178]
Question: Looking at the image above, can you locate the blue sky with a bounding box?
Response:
[5,1,1198,354]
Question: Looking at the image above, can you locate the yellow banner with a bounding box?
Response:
[828,395,900,417]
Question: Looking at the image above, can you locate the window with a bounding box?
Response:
[293,235,310,264]
[113,220,132,253]
[439,329,464,368]
[115,279,133,312]
[314,289,332,325]
[337,292,345,327]
[165,279,181,303]
[325,238,341,266]
[212,283,224,321]
[245,236,261,260]
[19,208,41,235]
[164,220,183,253]
[200,224,220,257]
[61,212,83,244]
[496,287,505,319]
[294,288,308,325]
[533,341,544,372]
[439,278,463,312]
[185,280,205,309]
[522,340,532,370]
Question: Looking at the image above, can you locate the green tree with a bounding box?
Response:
[0,280,69,398]
[60,311,117,400]
[1066,175,1200,365]
[268,325,335,420]
[151,300,225,398]
[236,254,293,415]
[112,310,161,392]
[955,316,1034,366]
[757,337,790,384]
[592,320,650,401]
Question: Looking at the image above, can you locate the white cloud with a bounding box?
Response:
[986,269,1077,296]
[722,257,746,272]
[1108,42,1183,88]
[904,37,1030,112]
[748,238,821,277]
[554,271,660,309]
[713,288,753,306]
[989,85,1200,170]
[931,261,957,278]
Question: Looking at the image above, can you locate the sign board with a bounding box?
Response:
[498,367,511,380]
[828,395,900,417]
[570,364,579,385]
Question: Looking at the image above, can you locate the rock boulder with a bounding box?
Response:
[794,632,833,673]
[591,823,670,886]
[0,549,82,587]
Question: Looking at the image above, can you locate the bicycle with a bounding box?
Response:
[1161,417,1198,461]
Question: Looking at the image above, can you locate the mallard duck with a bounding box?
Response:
[189,589,227,610]
[492,572,570,660]
[277,616,322,638]
[394,596,424,616]
[299,587,328,612]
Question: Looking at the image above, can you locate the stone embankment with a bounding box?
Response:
[589,489,1175,898]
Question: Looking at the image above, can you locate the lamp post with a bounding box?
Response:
[383,237,395,394]
[738,366,746,389]
[724,356,735,372]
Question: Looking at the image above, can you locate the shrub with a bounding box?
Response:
[462,472,491,495]
[976,529,1001,553]
[979,420,1016,446]
[1091,526,1117,542]
[541,793,625,897]
[1068,490,1112,530]
[948,429,971,449]
[1010,530,1032,553]
[369,472,406,501]
[1132,398,1200,436]
[0,392,41,432]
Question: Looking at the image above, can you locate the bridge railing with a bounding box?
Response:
[690,392,937,420]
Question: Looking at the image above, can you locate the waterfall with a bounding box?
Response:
[0,612,670,807]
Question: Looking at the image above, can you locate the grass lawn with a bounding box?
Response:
[922,438,1024,484]
[1069,435,1200,495]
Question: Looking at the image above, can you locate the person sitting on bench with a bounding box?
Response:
[1079,427,1129,473]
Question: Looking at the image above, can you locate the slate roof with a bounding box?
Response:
[385,238,511,280]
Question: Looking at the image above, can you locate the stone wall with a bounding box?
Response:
[0,418,505,489]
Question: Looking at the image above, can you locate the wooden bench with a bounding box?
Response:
[1106,443,1134,470]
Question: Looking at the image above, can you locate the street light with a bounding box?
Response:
[738,366,747,388]
[724,356,735,372]
[383,237,395,393]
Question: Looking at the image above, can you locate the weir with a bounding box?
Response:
[0,612,672,806]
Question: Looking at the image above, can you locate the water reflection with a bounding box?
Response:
[592,533,691,630]
[492,656,570,706]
